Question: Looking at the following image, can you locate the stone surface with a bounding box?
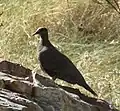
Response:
[0,89,43,111]
[0,60,119,111]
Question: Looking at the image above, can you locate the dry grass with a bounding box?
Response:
[0,0,120,109]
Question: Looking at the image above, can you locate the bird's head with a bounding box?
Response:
[32,27,48,40]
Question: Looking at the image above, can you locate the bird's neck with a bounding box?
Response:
[41,35,51,46]
[41,39,51,46]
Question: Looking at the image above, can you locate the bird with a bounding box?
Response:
[32,27,97,96]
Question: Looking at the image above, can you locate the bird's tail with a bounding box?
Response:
[79,82,97,96]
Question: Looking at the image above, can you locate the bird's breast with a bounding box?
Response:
[40,46,48,53]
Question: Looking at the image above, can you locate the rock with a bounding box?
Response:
[0,60,32,78]
[0,60,119,111]
[0,89,43,111]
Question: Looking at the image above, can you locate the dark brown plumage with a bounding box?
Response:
[33,27,97,96]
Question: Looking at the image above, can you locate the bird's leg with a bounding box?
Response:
[52,76,57,81]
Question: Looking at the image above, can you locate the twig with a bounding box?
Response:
[105,0,120,14]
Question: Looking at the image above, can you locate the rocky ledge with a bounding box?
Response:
[0,60,119,111]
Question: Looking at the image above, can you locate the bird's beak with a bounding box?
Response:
[32,32,37,36]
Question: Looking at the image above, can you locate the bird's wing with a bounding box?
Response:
[40,46,79,74]
[39,46,86,84]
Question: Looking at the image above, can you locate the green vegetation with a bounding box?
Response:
[0,0,120,109]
